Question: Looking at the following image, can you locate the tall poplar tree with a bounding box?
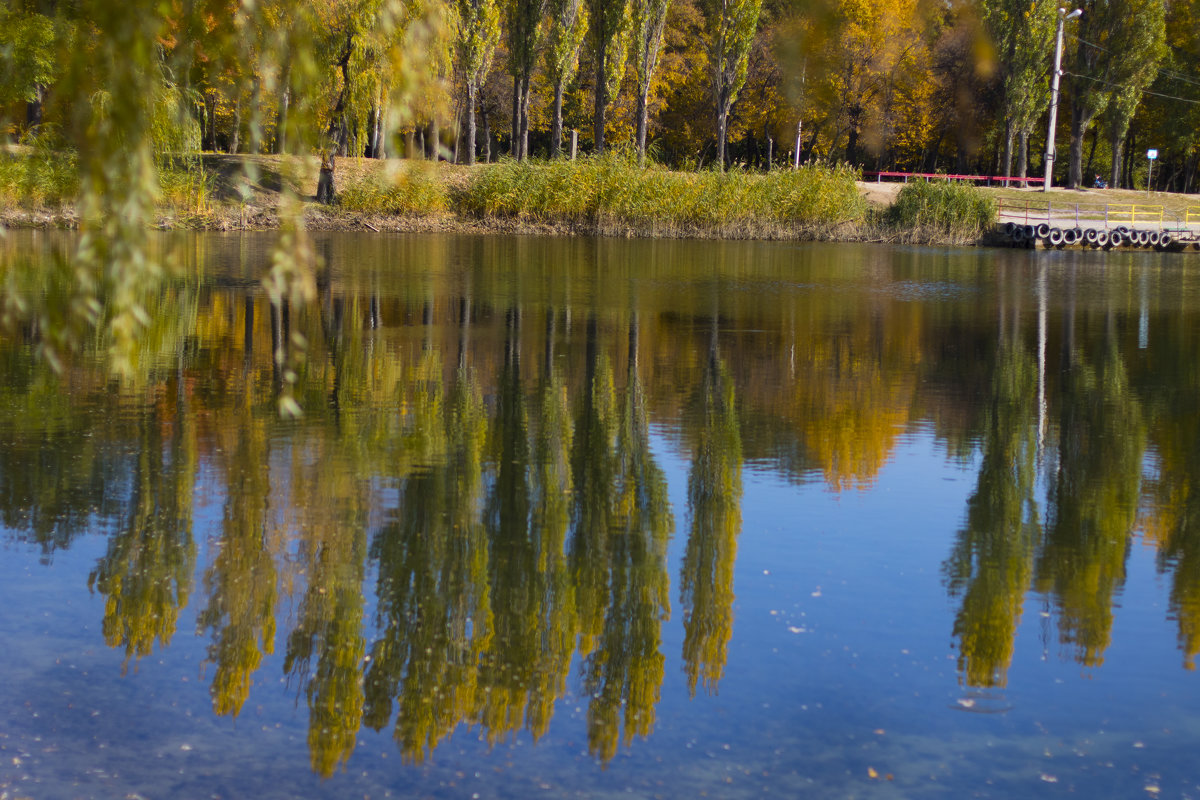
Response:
[505,0,546,159]
[455,0,502,164]
[631,0,672,165]
[1100,0,1165,187]
[544,0,589,157]
[981,0,1056,182]
[585,0,632,153]
[1065,0,1165,188]
[705,0,762,168]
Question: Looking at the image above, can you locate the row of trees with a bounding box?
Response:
[3,0,1198,186]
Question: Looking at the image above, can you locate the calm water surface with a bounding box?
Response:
[2,232,1200,798]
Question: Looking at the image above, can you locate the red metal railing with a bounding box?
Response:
[862,171,1045,186]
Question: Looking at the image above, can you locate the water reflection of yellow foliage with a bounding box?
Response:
[88,385,196,672]
[198,399,278,717]
[363,357,494,765]
[943,344,1040,688]
[1035,341,1145,668]
[283,441,370,777]
[681,336,742,697]
[582,317,672,760]
[17,239,1200,773]
[1139,343,1200,669]
[796,321,917,491]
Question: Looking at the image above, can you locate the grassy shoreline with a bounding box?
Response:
[1,151,1004,245]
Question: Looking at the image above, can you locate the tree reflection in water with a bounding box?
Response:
[6,238,1200,772]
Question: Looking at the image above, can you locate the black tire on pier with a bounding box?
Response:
[1048,228,1065,246]
[1084,228,1099,245]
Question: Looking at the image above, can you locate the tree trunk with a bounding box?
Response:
[274,85,290,154]
[203,91,217,151]
[26,84,44,129]
[716,100,729,170]
[483,110,492,162]
[511,76,522,158]
[1110,129,1124,189]
[594,49,607,154]
[427,118,439,160]
[466,84,478,166]
[1017,131,1029,180]
[519,74,532,160]
[551,83,565,158]
[1084,126,1098,181]
[1067,102,1087,189]
[1002,118,1014,186]
[373,105,386,159]
[366,106,379,158]
[845,105,862,166]
[317,153,336,204]
[636,88,649,166]
[229,95,242,154]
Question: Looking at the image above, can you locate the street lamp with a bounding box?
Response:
[1044,8,1082,192]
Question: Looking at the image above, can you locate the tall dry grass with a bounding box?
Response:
[0,148,78,208]
[886,179,997,243]
[454,156,869,237]
[336,161,450,215]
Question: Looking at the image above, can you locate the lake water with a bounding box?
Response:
[2,232,1199,798]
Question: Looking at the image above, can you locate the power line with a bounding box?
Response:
[1067,33,1200,90]
[1063,70,1200,106]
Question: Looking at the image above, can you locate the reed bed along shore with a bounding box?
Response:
[1,149,999,244]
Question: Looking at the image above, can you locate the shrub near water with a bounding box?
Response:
[887,179,996,242]
[456,156,868,236]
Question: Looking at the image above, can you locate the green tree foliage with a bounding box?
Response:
[631,0,672,164]
[0,6,64,127]
[943,343,1040,688]
[585,0,632,152]
[1065,0,1165,188]
[455,0,502,164]
[198,401,279,718]
[981,0,1055,180]
[1035,338,1145,667]
[87,396,196,672]
[504,0,547,159]
[680,322,741,696]
[704,0,761,168]
[582,315,672,760]
[543,0,589,156]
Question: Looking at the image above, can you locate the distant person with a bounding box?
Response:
[1094,174,1107,189]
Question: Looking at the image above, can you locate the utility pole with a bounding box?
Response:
[1044,8,1082,192]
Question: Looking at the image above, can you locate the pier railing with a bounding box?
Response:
[864,171,1045,186]
[998,199,1173,229]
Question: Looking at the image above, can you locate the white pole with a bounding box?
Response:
[1044,9,1082,193]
